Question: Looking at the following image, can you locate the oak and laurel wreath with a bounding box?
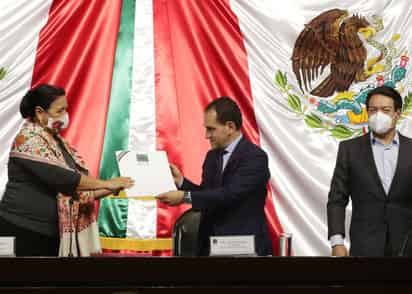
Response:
[275,70,412,139]
[0,67,6,81]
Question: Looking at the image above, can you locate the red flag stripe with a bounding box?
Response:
[153,0,283,252]
[30,0,122,176]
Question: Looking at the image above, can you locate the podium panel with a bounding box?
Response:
[0,257,412,293]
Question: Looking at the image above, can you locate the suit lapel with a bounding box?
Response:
[387,134,407,198]
[361,133,387,198]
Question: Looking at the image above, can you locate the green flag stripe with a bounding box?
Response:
[98,198,129,238]
[98,0,136,180]
[98,0,136,238]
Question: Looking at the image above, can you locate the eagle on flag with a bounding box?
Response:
[292,9,379,97]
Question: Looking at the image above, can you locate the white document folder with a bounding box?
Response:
[116,150,176,197]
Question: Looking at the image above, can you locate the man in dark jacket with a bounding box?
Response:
[157,97,272,256]
[328,86,412,256]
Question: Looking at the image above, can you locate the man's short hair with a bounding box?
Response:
[366,86,403,111]
[205,96,242,130]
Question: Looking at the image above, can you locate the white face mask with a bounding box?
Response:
[47,112,69,131]
[368,111,393,134]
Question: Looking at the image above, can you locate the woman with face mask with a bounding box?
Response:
[0,84,134,257]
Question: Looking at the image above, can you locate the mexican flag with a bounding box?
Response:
[1,0,412,256]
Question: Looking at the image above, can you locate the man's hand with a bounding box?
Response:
[156,190,184,206]
[331,245,348,257]
[170,164,183,187]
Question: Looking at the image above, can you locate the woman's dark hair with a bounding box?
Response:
[366,86,403,111]
[205,96,243,130]
[19,84,65,119]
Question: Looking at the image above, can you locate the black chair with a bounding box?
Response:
[172,208,201,256]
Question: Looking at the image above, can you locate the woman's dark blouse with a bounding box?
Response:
[0,137,81,237]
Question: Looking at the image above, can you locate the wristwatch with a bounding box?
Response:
[183,191,192,203]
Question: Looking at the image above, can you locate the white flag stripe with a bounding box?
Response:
[0,0,53,198]
[128,0,156,151]
[123,0,158,240]
[126,200,157,239]
[232,0,412,255]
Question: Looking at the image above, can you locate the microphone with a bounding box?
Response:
[68,196,75,257]
[398,230,412,256]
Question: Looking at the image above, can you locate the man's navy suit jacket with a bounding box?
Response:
[182,136,272,256]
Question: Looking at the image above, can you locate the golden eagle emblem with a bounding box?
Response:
[292,9,378,97]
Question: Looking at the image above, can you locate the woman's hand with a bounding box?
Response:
[77,175,134,195]
[105,176,134,194]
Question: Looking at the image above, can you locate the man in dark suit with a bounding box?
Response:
[327,86,412,256]
[157,97,272,256]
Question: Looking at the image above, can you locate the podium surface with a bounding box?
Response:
[1,256,412,293]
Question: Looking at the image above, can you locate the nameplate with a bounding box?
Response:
[209,235,255,256]
[0,237,15,256]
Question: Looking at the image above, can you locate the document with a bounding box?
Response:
[116,150,176,197]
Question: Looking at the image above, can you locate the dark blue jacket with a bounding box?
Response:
[182,137,272,256]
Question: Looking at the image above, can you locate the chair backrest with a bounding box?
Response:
[172,208,201,256]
